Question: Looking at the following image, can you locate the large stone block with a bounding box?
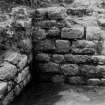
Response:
[64,54,92,63]
[55,40,70,53]
[86,26,105,40]
[39,62,59,73]
[36,53,50,62]
[51,54,64,63]
[0,62,17,80]
[61,25,84,39]
[61,64,79,76]
[32,28,46,42]
[67,76,85,85]
[35,20,57,29]
[35,39,55,51]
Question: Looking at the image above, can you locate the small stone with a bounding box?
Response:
[39,62,59,73]
[101,78,105,85]
[61,64,79,76]
[52,54,64,63]
[68,76,85,85]
[87,79,101,85]
[36,53,50,62]
[55,40,70,53]
[61,25,84,39]
[14,85,22,96]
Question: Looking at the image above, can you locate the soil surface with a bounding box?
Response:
[10,82,105,105]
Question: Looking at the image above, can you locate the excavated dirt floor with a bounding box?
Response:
[10,82,105,105]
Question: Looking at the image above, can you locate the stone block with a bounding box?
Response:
[4,51,21,65]
[92,55,105,64]
[101,78,105,85]
[80,65,98,76]
[97,65,105,76]
[36,20,57,29]
[71,48,96,55]
[52,54,64,63]
[101,41,105,55]
[68,76,85,85]
[48,6,67,20]
[86,26,105,40]
[61,25,84,39]
[36,53,50,62]
[55,40,70,53]
[61,64,79,76]
[87,79,101,85]
[72,40,96,49]
[64,54,92,63]
[39,62,59,73]
[47,27,60,37]
[15,67,29,83]
[35,39,55,51]
[0,62,17,80]
[32,28,46,42]
[52,75,64,83]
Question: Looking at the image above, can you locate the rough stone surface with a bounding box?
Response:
[61,25,84,39]
[55,40,70,53]
[61,64,79,76]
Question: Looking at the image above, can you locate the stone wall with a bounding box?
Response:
[32,5,105,86]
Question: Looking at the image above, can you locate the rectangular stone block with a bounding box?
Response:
[61,64,79,76]
[80,65,98,77]
[39,62,60,73]
[92,55,105,64]
[36,20,57,29]
[55,40,70,53]
[0,62,17,80]
[71,48,96,55]
[67,76,85,85]
[72,40,96,49]
[51,54,64,63]
[61,25,84,39]
[35,39,56,52]
[36,53,50,62]
[100,41,105,55]
[87,79,101,85]
[47,27,60,37]
[86,26,105,40]
[64,54,92,63]
[48,6,67,20]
